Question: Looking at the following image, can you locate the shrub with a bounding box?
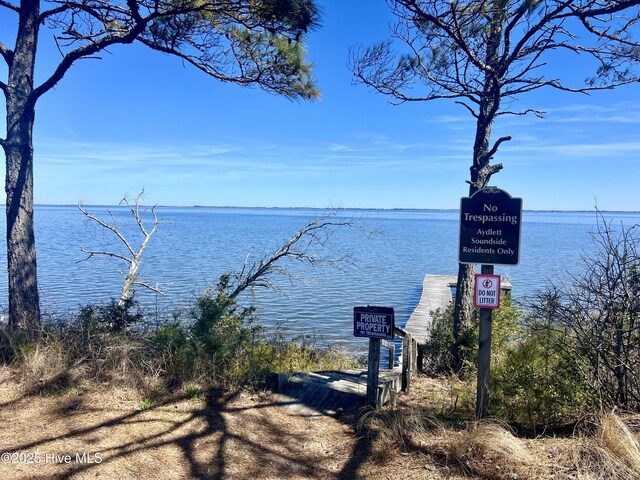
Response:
[423,293,520,376]
[527,218,640,410]
[151,322,197,383]
[77,297,143,333]
[421,304,458,375]
[490,322,593,430]
[422,292,594,429]
[186,275,262,386]
[3,273,362,394]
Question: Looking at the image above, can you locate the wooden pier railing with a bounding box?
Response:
[377,326,417,395]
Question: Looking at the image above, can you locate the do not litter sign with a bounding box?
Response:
[474,274,501,309]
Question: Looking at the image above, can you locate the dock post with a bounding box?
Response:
[388,343,395,370]
[366,338,381,407]
[402,333,412,393]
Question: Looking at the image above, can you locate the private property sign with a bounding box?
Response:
[353,306,395,340]
[474,274,501,309]
[459,187,523,265]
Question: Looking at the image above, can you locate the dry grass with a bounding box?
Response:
[446,421,545,479]
[356,405,549,479]
[18,342,76,393]
[354,377,640,480]
[2,367,640,480]
[357,405,444,467]
[599,411,640,475]
[565,411,640,480]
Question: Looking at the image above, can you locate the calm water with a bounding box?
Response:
[1,206,639,351]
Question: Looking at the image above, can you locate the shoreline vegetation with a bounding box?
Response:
[1,336,639,479]
[1,281,640,480]
[1,211,638,478]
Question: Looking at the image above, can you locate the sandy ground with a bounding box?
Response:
[0,366,472,480]
[4,366,630,480]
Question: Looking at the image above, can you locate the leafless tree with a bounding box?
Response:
[0,0,320,338]
[78,190,162,307]
[530,214,640,408]
[350,0,640,365]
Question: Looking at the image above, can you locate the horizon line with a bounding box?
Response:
[24,204,640,214]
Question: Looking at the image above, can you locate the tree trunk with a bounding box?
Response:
[451,262,475,368]
[4,0,41,338]
[451,112,494,367]
[451,10,504,369]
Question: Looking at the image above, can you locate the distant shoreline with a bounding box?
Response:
[28,204,640,214]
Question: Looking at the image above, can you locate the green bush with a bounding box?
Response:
[151,322,197,382]
[422,293,592,429]
[423,293,521,376]
[187,275,262,385]
[77,297,143,333]
[149,274,362,388]
[490,319,593,430]
[422,304,459,375]
[3,274,362,394]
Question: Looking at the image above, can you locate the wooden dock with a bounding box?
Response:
[404,274,512,344]
[405,274,457,344]
[271,368,402,417]
[272,273,511,416]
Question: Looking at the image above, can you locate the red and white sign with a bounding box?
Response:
[474,274,501,309]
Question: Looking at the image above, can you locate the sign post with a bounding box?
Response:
[354,306,395,407]
[459,187,522,419]
[476,265,494,419]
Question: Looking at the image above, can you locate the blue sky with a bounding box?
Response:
[2,1,639,210]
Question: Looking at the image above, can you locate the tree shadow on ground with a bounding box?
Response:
[1,382,381,480]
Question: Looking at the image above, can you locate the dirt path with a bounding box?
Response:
[1,366,455,480]
[5,366,607,480]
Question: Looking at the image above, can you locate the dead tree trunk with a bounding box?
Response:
[78,191,162,306]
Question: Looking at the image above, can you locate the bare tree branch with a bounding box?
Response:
[485,135,512,162]
[224,210,361,300]
[78,190,162,305]
[78,202,136,258]
[455,100,479,118]
[131,280,163,296]
[0,40,13,67]
[39,4,72,21]
[77,248,132,265]
[31,23,147,105]
[497,108,545,118]
[0,0,18,13]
